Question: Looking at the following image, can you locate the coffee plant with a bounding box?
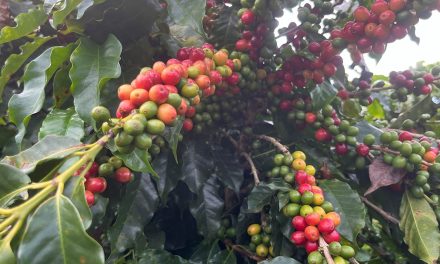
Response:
[1,0,440,263]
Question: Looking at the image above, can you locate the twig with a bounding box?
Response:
[370,145,432,167]
[224,240,264,262]
[319,237,335,264]
[349,257,360,264]
[241,152,260,185]
[222,131,260,185]
[360,197,399,225]
[256,135,290,155]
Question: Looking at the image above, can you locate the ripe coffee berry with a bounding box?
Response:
[85,177,107,193]
[290,231,306,245]
[318,218,335,234]
[115,167,133,183]
[85,190,95,206]
[291,216,307,231]
[304,226,320,242]
[356,144,370,156]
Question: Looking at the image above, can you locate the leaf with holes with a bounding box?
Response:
[38,108,84,140]
[0,7,47,44]
[70,34,121,124]
[319,179,366,242]
[365,158,406,195]
[400,190,440,264]
[17,195,104,263]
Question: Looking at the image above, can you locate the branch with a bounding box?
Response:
[360,196,399,225]
[319,237,335,264]
[222,131,260,185]
[256,135,290,155]
[349,257,360,264]
[241,152,260,185]
[224,240,264,262]
[370,145,432,167]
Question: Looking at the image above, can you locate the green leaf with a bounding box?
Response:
[138,249,190,264]
[319,179,366,242]
[211,145,244,195]
[311,81,338,111]
[8,44,75,145]
[64,176,92,229]
[152,150,181,202]
[108,173,159,254]
[17,195,104,264]
[181,139,214,194]
[113,148,157,177]
[38,108,84,140]
[163,115,183,162]
[52,0,83,27]
[166,0,206,48]
[0,36,53,102]
[260,256,302,264]
[190,240,236,264]
[399,190,440,264]
[209,5,240,48]
[70,34,122,124]
[1,135,82,174]
[0,163,31,198]
[189,176,224,239]
[342,99,362,118]
[76,0,106,19]
[367,99,385,120]
[53,66,72,108]
[246,179,290,213]
[0,7,47,44]
[391,95,433,128]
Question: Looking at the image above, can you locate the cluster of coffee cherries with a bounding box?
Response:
[74,156,133,206]
[333,0,440,58]
[388,69,436,100]
[217,218,237,241]
[233,0,281,61]
[93,45,242,153]
[246,223,274,258]
[269,150,355,263]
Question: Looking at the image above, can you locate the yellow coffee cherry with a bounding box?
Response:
[247,224,261,236]
[305,165,316,175]
[313,206,326,217]
[292,151,306,161]
[256,244,269,257]
[292,159,306,170]
[313,193,325,206]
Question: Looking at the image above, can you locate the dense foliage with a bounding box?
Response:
[1,0,440,263]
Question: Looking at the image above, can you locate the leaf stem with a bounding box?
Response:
[360,196,399,225]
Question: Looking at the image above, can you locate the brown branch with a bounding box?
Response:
[241,152,260,185]
[319,237,335,264]
[256,135,290,155]
[349,258,360,264]
[222,131,260,185]
[224,240,264,262]
[360,197,399,225]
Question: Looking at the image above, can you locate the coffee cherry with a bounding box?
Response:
[115,167,133,183]
[329,241,342,256]
[356,144,370,156]
[146,119,165,135]
[108,157,122,169]
[85,177,107,193]
[98,163,114,177]
[322,230,340,243]
[308,251,324,264]
[85,190,95,206]
[291,216,307,231]
[91,106,111,123]
[304,226,320,242]
[318,218,335,233]
[255,244,268,257]
[305,212,321,226]
[124,119,144,136]
[290,231,306,245]
[305,241,319,254]
[247,224,261,236]
[340,245,356,258]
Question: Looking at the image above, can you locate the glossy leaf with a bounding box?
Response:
[211,144,244,195]
[209,5,240,48]
[391,95,433,128]
[260,256,302,264]
[311,81,338,111]
[400,190,440,264]
[17,195,104,264]
[152,150,181,202]
[8,45,74,145]
[342,99,362,118]
[0,36,53,102]
[138,249,189,264]
[76,0,106,19]
[365,158,406,195]
[189,176,224,239]
[0,7,47,44]
[52,0,83,27]
[163,115,183,162]
[1,135,82,173]
[181,140,214,194]
[113,148,157,177]
[0,163,31,198]
[0,241,16,264]
[246,179,290,213]
[319,179,366,242]
[190,240,236,264]
[108,173,159,253]
[70,34,122,124]
[367,99,385,120]
[166,0,206,48]
[64,176,92,229]
[38,108,84,140]
[53,66,72,108]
